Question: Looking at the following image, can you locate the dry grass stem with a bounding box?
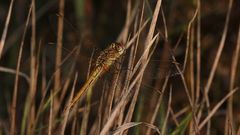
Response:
[0,0,14,59]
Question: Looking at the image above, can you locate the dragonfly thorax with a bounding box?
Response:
[95,42,125,70]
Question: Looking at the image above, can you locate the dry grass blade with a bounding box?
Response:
[10,5,32,135]
[203,0,233,105]
[127,34,159,100]
[162,86,172,135]
[128,0,162,112]
[2,0,58,56]
[130,33,159,79]
[112,122,161,135]
[225,25,240,135]
[199,88,239,130]
[171,55,200,134]
[201,0,233,133]
[60,73,78,135]
[172,56,193,107]
[171,112,192,135]
[145,0,162,48]
[126,19,150,49]
[31,46,80,125]
[20,1,37,135]
[48,89,53,135]
[172,106,190,122]
[54,0,65,94]
[128,33,159,91]
[28,0,37,134]
[100,33,159,135]
[169,107,180,126]
[121,11,161,131]
[145,6,170,135]
[148,74,169,124]
[121,2,146,127]
[113,122,141,135]
[237,127,240,135]
[117,0,137,43]
[196,0,201,105]
[80,49,95,135]
[36,46,80,114]
[161,8,168,40]
[123,36,160,135]
[0,0,14,59]
[0,66,30,83]
[182,3,199,72]
[123,1,163,130]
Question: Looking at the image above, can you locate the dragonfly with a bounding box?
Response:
[64,42,125,112]
[46,15,181,112]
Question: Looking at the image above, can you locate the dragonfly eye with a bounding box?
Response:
[112,42,124,52]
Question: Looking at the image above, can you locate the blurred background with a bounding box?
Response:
[0,0,239,134]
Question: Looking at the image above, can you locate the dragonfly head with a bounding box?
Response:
[111,42,125,55]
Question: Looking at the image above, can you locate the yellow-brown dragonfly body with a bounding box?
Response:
[65,42,125,111]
